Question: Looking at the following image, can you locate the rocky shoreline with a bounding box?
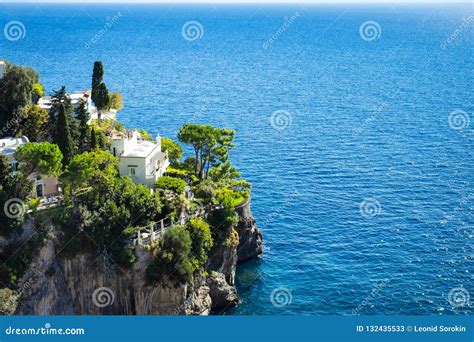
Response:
[14,201,262,315]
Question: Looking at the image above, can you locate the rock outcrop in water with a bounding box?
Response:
[14,201,261,315]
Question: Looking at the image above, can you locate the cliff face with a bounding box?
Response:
[236,202,263,263]
[15,201,262,315]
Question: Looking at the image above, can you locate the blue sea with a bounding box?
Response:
[1,3,472,315]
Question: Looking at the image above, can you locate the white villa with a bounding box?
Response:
[38,90,117,123]
[0,136,61,198]
[38,90,92,111]
[109,131,169,188]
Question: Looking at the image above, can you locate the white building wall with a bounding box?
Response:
[0,61,5,79]
[111,133,169,188]
[119,157,147,186]
[110,139,126,158]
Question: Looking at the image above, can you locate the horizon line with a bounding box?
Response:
[1,0,472,4]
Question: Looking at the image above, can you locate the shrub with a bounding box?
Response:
[57,177,162,268]
[193,179,217,205]
[216,188,245,207]
[161,137,183,163]
[0,227,48,284]
[155,176,187,194]
[139,129,152,141]
[186,218,213,267]
[0,288,18,315]
[146,225,195,285]
[165,166,198,183]
[32,83,45,102]
[207,188,240,246]
[28,198,41,211]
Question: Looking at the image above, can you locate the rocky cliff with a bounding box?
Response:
[14,201,262,315]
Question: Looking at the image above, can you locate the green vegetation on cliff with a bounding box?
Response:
[0,60,253,293]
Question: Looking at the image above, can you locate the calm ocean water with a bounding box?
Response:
[1,3,472,315]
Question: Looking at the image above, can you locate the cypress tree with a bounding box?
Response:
[97,131,106,149]
[90,128,97,150]
[91,61,104,95]
[49,86,71,139]
[75,100,90,152]
[91,62,109,126]
[95,82,109,126]
[55,103,75,165]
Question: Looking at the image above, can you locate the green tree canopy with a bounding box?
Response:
[154,176,187,194]
[161,137,183,164]
[111,177,163,225]
[60,176,163,267]
[186,217,213,267]
[48,86,71,133]
[90,128,97,150]
[95,83,109,109]
[32,83,45,104]
[14,142,63,178]
[208,161,240,183]
[138,129,152,141]
[0,64,36,137]
[91,62,109,126]
[55,100,75,166]
[75,100,90,153]
[207,188,240,247]
[94,82,109,126]
[91,61,104,90]
[19,104,49,142]
[0,155,31,237]
[61,149,118,192]
[146,225,195,284]
[48,86,79,162]
[106,92,123,111]
[177,124,235,180]
[21,66,40,84]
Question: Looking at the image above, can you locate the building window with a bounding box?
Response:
[130,167,136,176]
[36,184,43,198]
[113,147,116,157]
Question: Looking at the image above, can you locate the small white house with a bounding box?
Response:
[0,136,60,198]
[38,90,92,112]
[109,131,169,188]
[38,90,116,123]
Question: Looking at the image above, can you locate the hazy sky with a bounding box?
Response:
[2,0,469,3]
